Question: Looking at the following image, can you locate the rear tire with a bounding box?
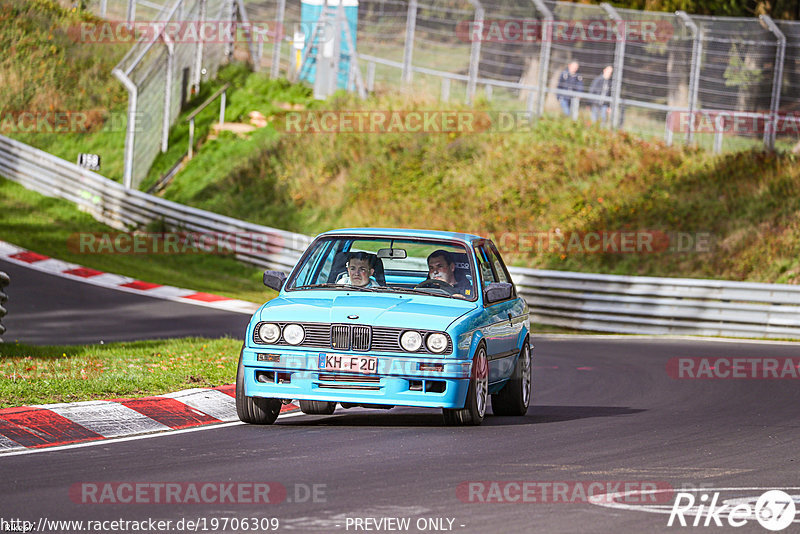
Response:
[443,345,488,426]
[491,340,531,416]
[235,346,281,424]
[299,400,337,415]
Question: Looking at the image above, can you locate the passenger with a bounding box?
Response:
[336,252,379,288]
[423,250,471,297]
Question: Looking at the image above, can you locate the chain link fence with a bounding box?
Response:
[253,0,799,154]
[87,0,799,188]
[86,0,248,188]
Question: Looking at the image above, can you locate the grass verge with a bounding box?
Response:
[0,337,241,408]
[157,66,800,284]
[0,177,274,303]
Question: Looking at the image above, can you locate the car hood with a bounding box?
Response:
[257,291,477,331]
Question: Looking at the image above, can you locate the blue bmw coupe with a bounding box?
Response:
[236,228,531,426]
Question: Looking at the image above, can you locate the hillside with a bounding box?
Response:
[0,0,129,179]
[1,0,798,286]
[155,67,800,284]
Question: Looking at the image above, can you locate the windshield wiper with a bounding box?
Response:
[293,283,379,292]
[383,287,471,300]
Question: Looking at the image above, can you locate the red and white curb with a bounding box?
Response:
[0,240,259,315]
[0,386,298,453]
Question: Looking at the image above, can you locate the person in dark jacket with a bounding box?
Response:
[589,65,614,123]
[557,60,583,116]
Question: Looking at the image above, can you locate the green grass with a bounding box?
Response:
[0,337,241,407]
[155,71,800,285]
[0,177,275,303]
[0,0,130,182]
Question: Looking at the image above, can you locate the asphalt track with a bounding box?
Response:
[2,260,800,533]
[0,258,250,344]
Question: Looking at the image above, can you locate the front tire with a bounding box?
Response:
[491,339,531,416]
[443,345,488,426]
[235,346,281,424]
[299,400,337,415]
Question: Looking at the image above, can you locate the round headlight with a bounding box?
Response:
[400,330,423,352]
[257,323,280,343]
[283,324,305,345]
[426,333,448,353]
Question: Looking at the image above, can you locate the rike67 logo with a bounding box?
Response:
[668,489,797,530]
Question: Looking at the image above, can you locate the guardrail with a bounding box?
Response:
[0,135,311,272]
[0,271,8,340]
[2,133,799,339]
[513,269,800,338]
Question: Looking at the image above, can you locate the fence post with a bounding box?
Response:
[531,0,553,116]
[271,0,286,78]
[676,11,700,146]
[0,271,7,340]
[331,3,343,96]
[600,3,626,130]
[161,34,175,154]
[193,0,207,93]
[441,77,450,101]
[235,0,260,73]
[713,115,724,153]
[100,0,107,17]
[665,114,674,146]
[219,89,227,125]
[113,68,138,189]
[402,0,418,84]
[224,0,236,62]
[188,118,195,159]
[367,61,376,92]
[760,15,785,150]
[466,0,484,105]
[126,0,135,21]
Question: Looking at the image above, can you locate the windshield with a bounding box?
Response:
[286,236,478,301]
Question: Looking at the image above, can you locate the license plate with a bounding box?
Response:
[318,354,378,374]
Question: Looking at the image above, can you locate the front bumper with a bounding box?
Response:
[242,347,472,409]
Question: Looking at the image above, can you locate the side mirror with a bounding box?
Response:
[263,270,287,292]
[484,282,513,304]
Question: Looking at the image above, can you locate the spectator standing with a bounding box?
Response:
[557,61,583,117]
[589,65,614,124]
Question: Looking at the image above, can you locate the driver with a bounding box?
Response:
[336,252,379,288]
[423,250,471,296]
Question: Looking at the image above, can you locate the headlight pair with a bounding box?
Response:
[256,323,304,345]
[400,331,448,354]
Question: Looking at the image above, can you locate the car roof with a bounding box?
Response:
[318,227,485,244]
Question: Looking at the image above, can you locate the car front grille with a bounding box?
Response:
[318,373,381,384]
[254,322,452,354]
[351,325,371,351]
[330,325,351,350]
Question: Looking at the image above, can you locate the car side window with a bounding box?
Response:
[473,245,497,287]
[485,242,510,284]
[294,240,336,286]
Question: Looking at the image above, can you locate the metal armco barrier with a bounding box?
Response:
[0,271,8,339]
[514,269,800,339]
[2,133,799,339]
[0,135,311,272]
